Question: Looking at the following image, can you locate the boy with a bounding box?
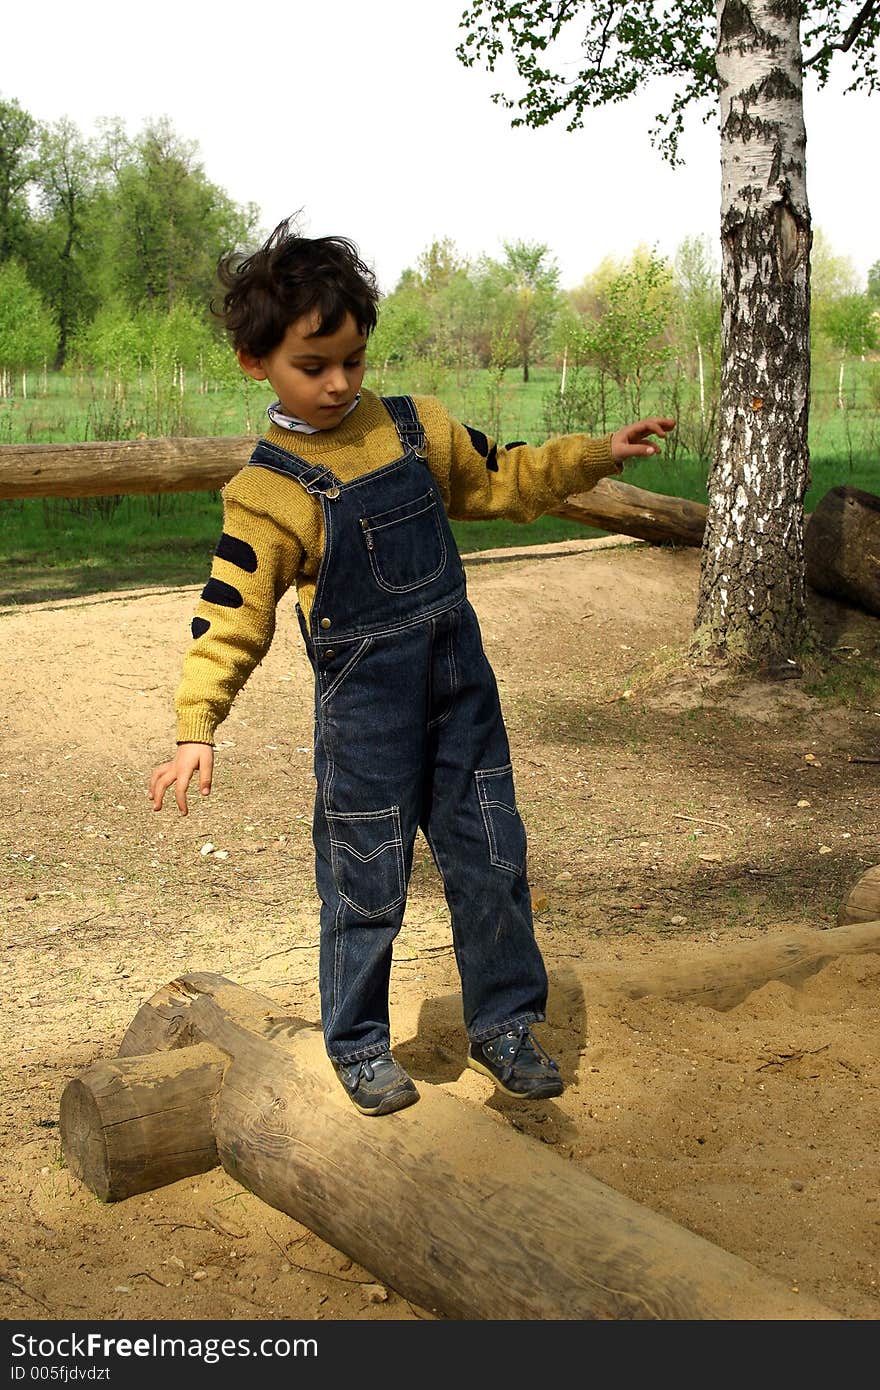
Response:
[149,219,674,1117]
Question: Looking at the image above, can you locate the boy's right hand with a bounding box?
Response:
[149,743,214,816]
[610,417,676,462]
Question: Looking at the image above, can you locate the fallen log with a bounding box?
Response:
[551,475,707,547]
[60,972,841,1319]
[804,485,880,616]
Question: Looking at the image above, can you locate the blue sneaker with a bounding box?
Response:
[468,1025,563,1099]
[332,1051,419,1116]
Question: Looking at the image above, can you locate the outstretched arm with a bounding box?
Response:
[418,397,621,524]
[415,395,676,525]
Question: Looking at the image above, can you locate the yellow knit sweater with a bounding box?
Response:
[174,388,620,744]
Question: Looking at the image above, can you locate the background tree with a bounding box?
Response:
[808,227,869,406]
[0,259,57,394]
[469,239,558,380]
[0,97,37,263]
[99,117,258,313]
[29,118,101,368]
[590,248,673,420]
[544,292,609,437]
[369,284,433,370]
[458,0,880,671]
[0,99,261,369]
[542,248,674,437]
[415,238,480,376]
[374,239,478,382]
[416,237,469,295]
[483,239,561,382]
[819,293,880,407]
[672,234,721,463]
[810,227,861,305]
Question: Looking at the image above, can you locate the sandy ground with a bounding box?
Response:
[1,536,878,1322]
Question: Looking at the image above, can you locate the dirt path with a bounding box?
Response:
[1,537,878,1321]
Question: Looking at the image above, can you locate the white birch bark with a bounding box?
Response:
[692,0,812,668]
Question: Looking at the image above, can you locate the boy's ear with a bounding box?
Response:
[237,348,268,381]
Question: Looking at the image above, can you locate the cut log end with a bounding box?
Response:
[60,1043,226,1202]
[59,1077,113,1202]
[837,865,880,928]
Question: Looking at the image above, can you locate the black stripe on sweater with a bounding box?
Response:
[215,532,258,572]
[201,577,243,608]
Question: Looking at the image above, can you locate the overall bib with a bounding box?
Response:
[249,397,548,1064]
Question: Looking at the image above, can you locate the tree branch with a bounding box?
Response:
[804,0,879,69]
[595,1,617,72]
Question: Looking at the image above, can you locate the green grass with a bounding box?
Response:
[0,357,877,606]
[0,369,260,445]
[0,492,222,604]
[802,649,880,706]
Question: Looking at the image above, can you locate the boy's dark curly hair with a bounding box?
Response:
[216,216,380,357]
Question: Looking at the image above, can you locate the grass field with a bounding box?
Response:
[1,357,877,605]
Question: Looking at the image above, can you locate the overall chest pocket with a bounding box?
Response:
[359,491,447,592]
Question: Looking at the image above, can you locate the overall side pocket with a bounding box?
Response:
[326,805,406,918]
[475,763,528,875]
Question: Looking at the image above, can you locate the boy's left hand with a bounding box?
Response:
[611,417,676,463]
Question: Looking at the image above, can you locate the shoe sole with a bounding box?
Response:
[467,1055,563,1100]
[348,1084,420,1117]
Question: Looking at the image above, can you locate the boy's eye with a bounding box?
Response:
[299,359,363,376]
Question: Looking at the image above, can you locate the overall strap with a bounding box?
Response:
[247,438,342,496]
[380,395,427,457]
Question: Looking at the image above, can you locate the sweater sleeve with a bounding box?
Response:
[415,396,622,523]
[174,492,302,744]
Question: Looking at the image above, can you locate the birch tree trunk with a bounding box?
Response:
[692,0,812,668]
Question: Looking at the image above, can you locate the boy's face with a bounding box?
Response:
[238,311,368,429]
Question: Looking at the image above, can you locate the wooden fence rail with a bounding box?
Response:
[0,437,709,546]
[0,436,256,500]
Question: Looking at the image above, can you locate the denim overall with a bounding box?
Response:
[249,396,548,1064]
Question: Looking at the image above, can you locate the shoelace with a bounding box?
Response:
[497,1027,559,1077]
[350,1055,403,1087]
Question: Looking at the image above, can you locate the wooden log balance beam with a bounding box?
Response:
[0,437,707,547]
[60,924,879,1320]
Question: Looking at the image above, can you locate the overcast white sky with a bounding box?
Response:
[3,0,876,293]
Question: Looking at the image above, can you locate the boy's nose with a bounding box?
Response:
[326,367,348,395]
